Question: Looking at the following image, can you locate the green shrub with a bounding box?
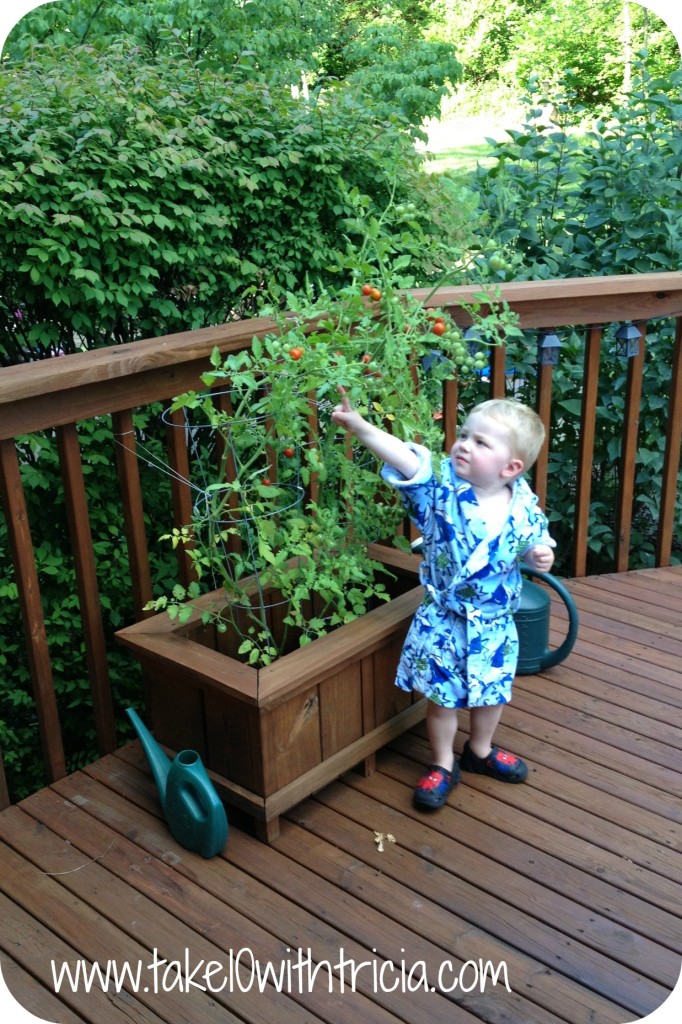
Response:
[0,40,469,366]
[0,21,471,796]
[470,68,682,280]
[469,67,682,573]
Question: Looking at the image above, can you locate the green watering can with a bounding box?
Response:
[514,569,579,675]
[126,708,228,858]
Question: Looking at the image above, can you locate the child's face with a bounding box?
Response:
[450,411,520,489]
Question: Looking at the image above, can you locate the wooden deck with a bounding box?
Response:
[1,566,681,1024]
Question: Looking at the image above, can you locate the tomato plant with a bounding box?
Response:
[146,235,518,667]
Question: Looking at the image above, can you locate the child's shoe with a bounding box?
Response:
[413,763,460,809]
[460,741,528,783]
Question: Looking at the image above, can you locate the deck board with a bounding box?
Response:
[0,566,680,1024]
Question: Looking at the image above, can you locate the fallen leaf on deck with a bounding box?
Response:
[373,831,396,853]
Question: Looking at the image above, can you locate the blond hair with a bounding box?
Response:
[472,399,546,470]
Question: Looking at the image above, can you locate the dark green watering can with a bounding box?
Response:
[514,569,579,675]
[126,708,228,858]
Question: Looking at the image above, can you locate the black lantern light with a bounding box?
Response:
[615,322,641,359]
[537,331,561,366]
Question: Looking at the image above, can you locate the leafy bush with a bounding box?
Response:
[469,67,682,573]
[470,69,682,280]
[0,39,468,365]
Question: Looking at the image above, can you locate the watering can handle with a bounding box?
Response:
[521,568,579,670]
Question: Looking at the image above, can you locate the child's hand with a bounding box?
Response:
[331,386,365,434]
[524,544,555,573]
[331,386,420,478]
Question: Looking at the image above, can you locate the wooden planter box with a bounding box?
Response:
[116,545,425,841]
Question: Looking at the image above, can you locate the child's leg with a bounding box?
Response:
[468,703,504,759]
[426,701,459,772]
[413,701,460,810]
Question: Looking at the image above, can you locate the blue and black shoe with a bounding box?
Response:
[413,763,460,809]
[460,741,528,783]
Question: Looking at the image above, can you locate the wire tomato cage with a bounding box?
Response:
[115,386,388,666]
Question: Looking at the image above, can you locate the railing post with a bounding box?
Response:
[489,341,508,399]
[442,376,458,454]
[165,408,198,590]
[573,326,602,577]
[657,315,682,566]
[614,325,646,572]
[56,424,118,754]
[112,410,154,621]
[533,359,553,511]
[0,439,66,784]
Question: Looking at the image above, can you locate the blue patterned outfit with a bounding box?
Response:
[382,443,554,709]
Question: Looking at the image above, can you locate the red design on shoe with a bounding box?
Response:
[492,749,518,766]
[420,770,448,791]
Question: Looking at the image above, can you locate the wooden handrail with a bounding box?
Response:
[416,271,682,328]
[2,272,682,438]
[0,271,681,799]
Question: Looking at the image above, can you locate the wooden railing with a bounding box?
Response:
[1,272,681,805]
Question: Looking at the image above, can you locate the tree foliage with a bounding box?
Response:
[5,0,460,119]
[429,0,679,106]
[471,68,682,279]
[0,47,470,364]
[0,1,466,365]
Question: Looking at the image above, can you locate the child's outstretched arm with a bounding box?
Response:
[331,387,420,479]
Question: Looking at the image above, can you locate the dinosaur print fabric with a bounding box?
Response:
[381,443,554,708]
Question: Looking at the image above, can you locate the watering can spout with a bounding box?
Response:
[126,707,171,801]
[514,569,579,675]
